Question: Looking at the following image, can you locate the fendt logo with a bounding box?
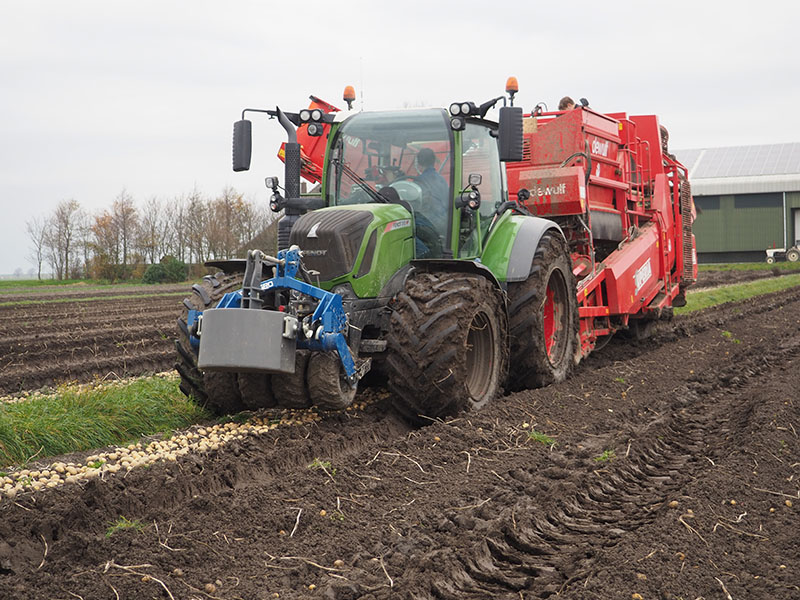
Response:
[591,138,610,157]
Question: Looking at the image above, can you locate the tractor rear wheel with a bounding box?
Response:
[386,271,508,421]
[507,232,579,390]
[176,273,247,415]
[787,248,799,262]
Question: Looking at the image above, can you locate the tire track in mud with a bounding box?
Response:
[395,291,800,599]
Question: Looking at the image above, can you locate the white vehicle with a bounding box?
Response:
[765,243,800,263]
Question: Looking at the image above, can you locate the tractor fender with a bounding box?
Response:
[410,258,504,293]
[377,259,504,301]
[483,215,564,283]
[204,258,248,273]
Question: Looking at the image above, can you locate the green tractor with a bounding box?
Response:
[176,93,578,419]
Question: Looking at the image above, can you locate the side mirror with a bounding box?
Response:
[498,106,523,162]
[232,119,252,172]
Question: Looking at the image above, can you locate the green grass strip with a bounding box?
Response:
[0,291,186,308]
[0,279,91,289]
[0,377,208,467]
[676,272,800,314]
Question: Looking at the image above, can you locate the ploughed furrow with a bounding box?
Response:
[0,295,180,393]
[0,347,174,394]
[0,284,187,304]
[0,299,178,329]
[0,318,175,352]
[0,398,414,598]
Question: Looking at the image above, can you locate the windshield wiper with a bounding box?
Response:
[331,157,387,204]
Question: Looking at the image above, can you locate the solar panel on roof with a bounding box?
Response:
[675,143,800,178]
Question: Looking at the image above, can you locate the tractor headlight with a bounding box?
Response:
[450,116,465,131]
[307,122,324,137]
[299,109,311,122]
[310,109,322,121]
[449,103,461,116]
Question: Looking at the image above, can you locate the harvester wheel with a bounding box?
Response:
[507,231,579,390]
[386,272,508,421]
[238,373,276,410]
[271,350,312,408]
[176,273,247,415]
[307,352,357,410]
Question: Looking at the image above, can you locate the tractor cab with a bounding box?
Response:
[324,108,512,260]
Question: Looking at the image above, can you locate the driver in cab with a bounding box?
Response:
[413,148,449,235]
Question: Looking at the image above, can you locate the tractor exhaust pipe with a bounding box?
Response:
[275,107,303,250]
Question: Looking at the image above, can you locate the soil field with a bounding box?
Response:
[0,284,185,395]
[1,285,798,599]
[0,270,779,398]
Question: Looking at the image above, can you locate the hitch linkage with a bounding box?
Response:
[214,246,360,384]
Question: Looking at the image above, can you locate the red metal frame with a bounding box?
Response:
[506,108,696,356]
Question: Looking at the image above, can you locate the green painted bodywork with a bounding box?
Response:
[479,212,523,283]
[304,203,415,297]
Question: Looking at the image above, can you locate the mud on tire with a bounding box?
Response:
[386,271,508,420]
[175,272,247,415]
[507,231,579,390]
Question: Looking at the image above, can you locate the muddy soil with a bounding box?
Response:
[694,267,788,290]
[0,287,798,599]
[0,289,180,395]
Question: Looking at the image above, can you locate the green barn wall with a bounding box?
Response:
[693,194,786,255]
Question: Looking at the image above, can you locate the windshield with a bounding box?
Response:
[327,109,453,257]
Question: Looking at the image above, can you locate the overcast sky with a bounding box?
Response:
[2,0,799,274]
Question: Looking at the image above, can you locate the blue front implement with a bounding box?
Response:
[189,248,357,381]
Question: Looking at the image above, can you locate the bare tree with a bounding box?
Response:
[184,188,207,269]
[45,199,83,280]
[112,189,138,276]
[88,210,119,280]
[25,215,49,280]
[137,196,169,264]
[164,194,188,263]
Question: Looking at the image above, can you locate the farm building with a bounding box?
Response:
[676,143,800,263]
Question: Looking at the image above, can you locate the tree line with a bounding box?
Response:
[26,187,277,281]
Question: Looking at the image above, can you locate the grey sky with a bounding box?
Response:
[2,0,798,274]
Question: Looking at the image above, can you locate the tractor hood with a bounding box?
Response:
[288,203,415,298]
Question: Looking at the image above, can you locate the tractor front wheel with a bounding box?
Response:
[386,271,508,421]
[507,232,579,390]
